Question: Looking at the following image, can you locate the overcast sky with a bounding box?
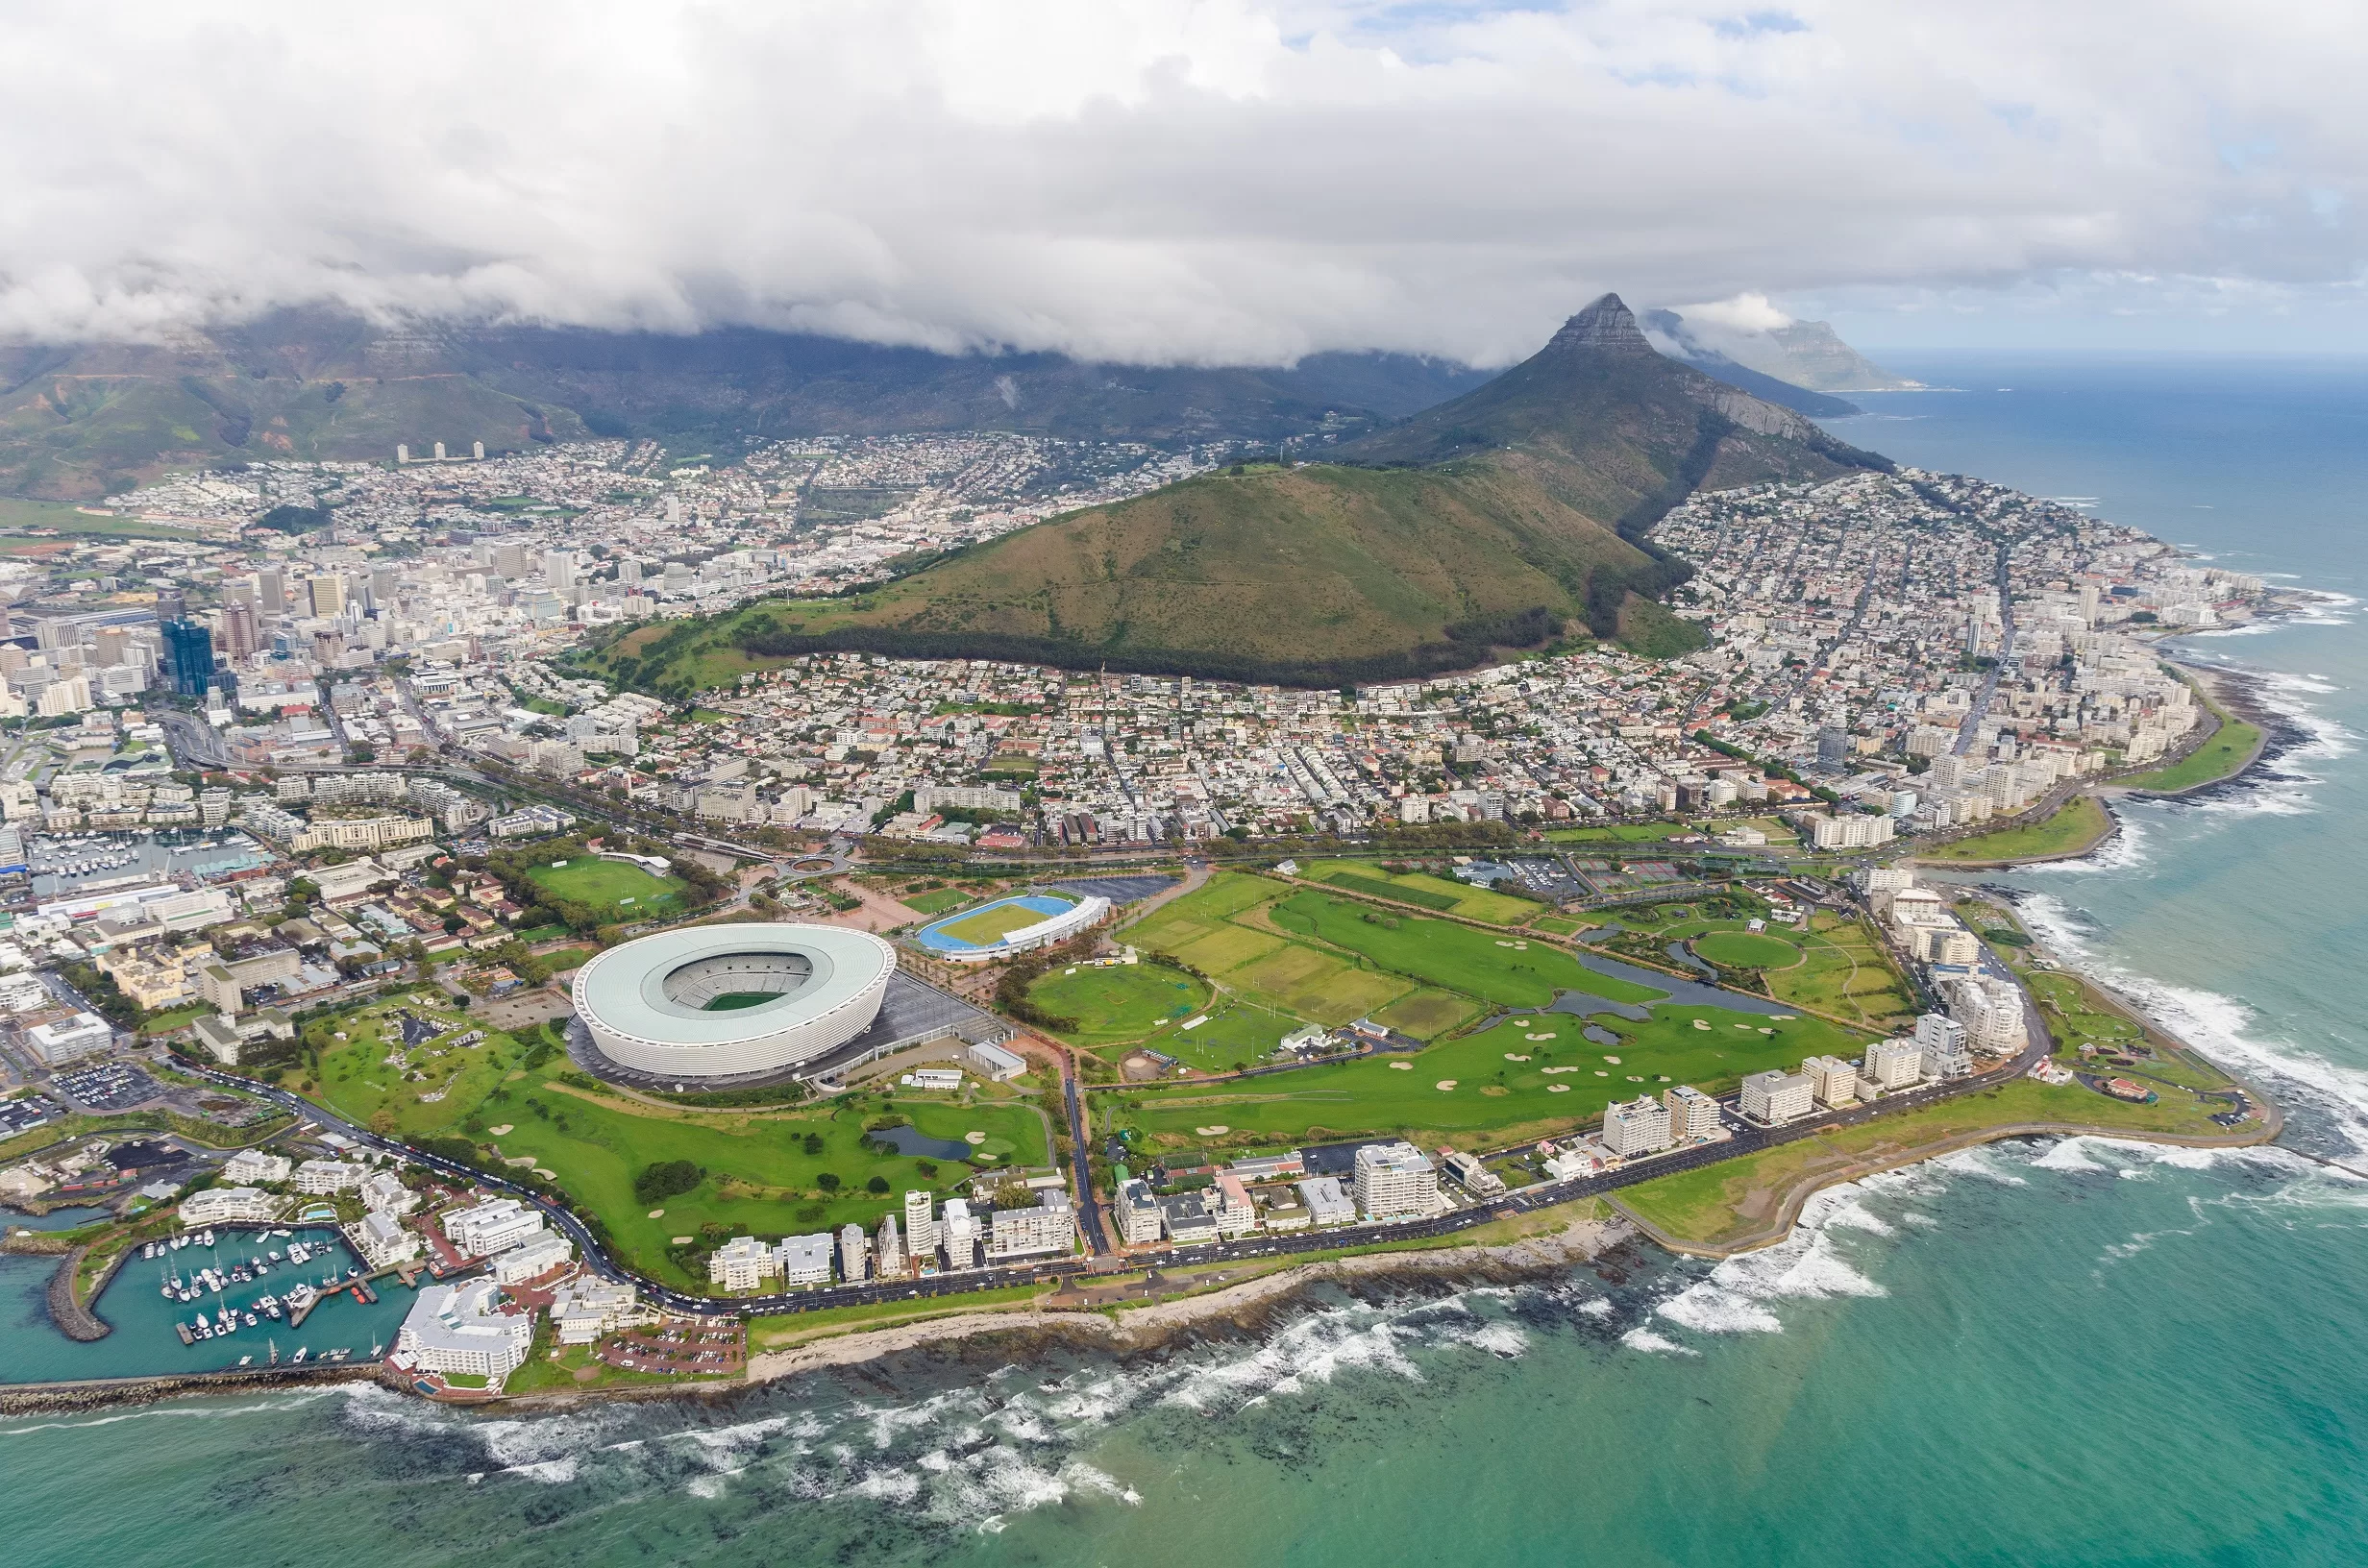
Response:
[3,0,2362,364]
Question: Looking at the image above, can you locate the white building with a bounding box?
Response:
[777,1233,834,1286]
[490,1231,575,1285]
[397,1278,532,1382]
[1800,1055,1861,1110]
[903,1190,940,1262]
[709,1235,780,1291]
[1439,1149,1506,1196]
[181,1186,282,1226]
[1297,1175,1357,1227]
[1211,1173,1262,1236]
[1603,1094,1675,1157]
[1353,1141,1439,1221]
[1117,1178,1163,1245]
[292,1159,369,1195]
[1914,1013,1973,1079]
[1664,1085,1721,1141]
[940,1200,983,1270]
[222,1149,292,1186]
[839,1222,868,1283]
[964,1040,1028,1081]
[988,1189,1075,1260]
[1739,1068,1815,1126]
[443,1196,544,1258]
[348,1209,420,1269]
[1862,1037,1925,1091]
[1949,976,2028,1055]
[875,1213,904,1277]
[27,1012,111,1066]
[358,1170,419,1215]
[1158,1190,1221,1245]
[551,1277,642,1344]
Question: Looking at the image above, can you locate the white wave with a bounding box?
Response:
[1619,1327,1699,1356]
[1452,1321,1529,1358]
[0,1388,342,1438]
[2028,1138,2109,1172]
[1572,1296,1615,1318]
[1930,1145,2031,1187]
[495,1456,580,1485]
[1650,1186,1892,1340]
[2024,808,2149,875]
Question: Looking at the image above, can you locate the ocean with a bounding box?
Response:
[4,354,2365,1566]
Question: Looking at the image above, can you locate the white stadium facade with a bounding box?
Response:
[571,923,897,1080]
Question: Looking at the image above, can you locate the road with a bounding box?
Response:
[1955,542,2020,755]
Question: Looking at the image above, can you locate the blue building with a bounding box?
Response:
[160,619,215,698]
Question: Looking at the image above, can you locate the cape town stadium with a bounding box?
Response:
[570,923,897,1079]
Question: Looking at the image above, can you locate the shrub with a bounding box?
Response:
[632,1160,704,1206]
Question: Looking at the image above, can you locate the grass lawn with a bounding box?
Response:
[1226,941,1411,1022]
[2119,715,2262,793]
[1127,871,1287,940]
[525,857,690,916]
[1923,795,2112,863]
[1544,821,1694,844]
[1115,1005,1861,1155]
[1692,931,1802,969]
[1301,859,1540,924]
[933,895,1075,945]
[902,888,973,916]
[1270,891,1665,1008]
[1618,1076,2246,1247]
[306,1000,1048,1286]
[1150,999,1308,1072]
[1370,988,1485,1041]
[1031,962,1210,1046]
[1765,914,1920,1029]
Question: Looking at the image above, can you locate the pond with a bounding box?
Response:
[865,1124,974,1164]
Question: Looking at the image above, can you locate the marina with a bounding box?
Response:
[0,1224,413,1384]
[26,830,268,900]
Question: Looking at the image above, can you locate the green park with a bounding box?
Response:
[297,993,1049,1287]
[525,856,692,919]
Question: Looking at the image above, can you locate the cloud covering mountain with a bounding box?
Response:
[3,0,2363,361]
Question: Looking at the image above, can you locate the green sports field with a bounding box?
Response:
[525,856,690,916]
[1268,891,1664,1008]
[934,894,1077,945]
[1028,962,1210,1046]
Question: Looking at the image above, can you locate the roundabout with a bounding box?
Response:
[571,922,897,1081]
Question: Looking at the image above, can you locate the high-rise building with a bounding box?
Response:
[1800,1054,1861,1109]
[544,549,577,592]
[1913,1013,1972,1080]
[1352,1140,1438,1221]
[494,543,527,578]
[619,557,644,587]
[219,600,259,662]
[902,1190,939,1263]
[160,619,214,698]
[257,567,286,616]
[838,1222,867,1283]
[1664,1084,1721,1140]
[874,1212,903,1277]
[1862,1037,1924,1090]
[307,576,347,618]
[1739,1068,1815,1125]
[1602,1094,1674,1157]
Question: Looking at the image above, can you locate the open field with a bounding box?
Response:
[1617,1075,2250,1248]
[1113,1003,1864,1154]
[1270,891,1664,1008]
[525,857,689,917]
[1544,821,1695,844]
[1922,795,2112,863]
[1029,962,1209,1047]
[900,887,973,917]
[1692,930,1801,969]
[1304,859,1543,924]
[1370,987,1484,1040]
[305,997,1047,1286]
[1764,914,1921,1029]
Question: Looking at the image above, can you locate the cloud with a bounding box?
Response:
[1673,292,1795,332]
[0,0,2361,361]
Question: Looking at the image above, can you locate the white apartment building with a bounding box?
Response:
[1949,976,2029,1055]
[1862,1037,1925,1091]
[988,1189,1076,1260]
[941,1199,984,1270]
[359,1170,419,1215]
[490,1231,575,1285]
[1298,1175,1358,1227]
[443,1196,545,1258]
[1211,1173,1261,1236]
[1740,1068,1815,1126]
[1664,1085,1721,1140]
[348,1210,421,1269]
[222,1148,292,1186]
[181,1186,283,1226]
[1914,1013,1974,1080]
[1603,1095,1675,1157]
[903,1189,941,1262]
[292,1159,369,1195]
[875,1213,904,1277]
[1353,1141,1439,1221]
[1117,1178,1163,1245]
[777,1233,834,1286]
[709,1235,780,1291]
[839,1222,868,1283]
[1800,1055,1861,1110]
[397,1278,532,1381]
[550,1278,642,1344]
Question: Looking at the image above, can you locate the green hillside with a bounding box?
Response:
[594,296,1889,692]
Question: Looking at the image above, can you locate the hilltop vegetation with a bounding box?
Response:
[595,297,1889,693]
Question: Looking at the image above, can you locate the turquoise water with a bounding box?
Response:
[0,1226,413,1382]
[3,355,2365,1565]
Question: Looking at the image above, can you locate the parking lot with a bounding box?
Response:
[54,1061,163,1112]
[0,1091,62,1137]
